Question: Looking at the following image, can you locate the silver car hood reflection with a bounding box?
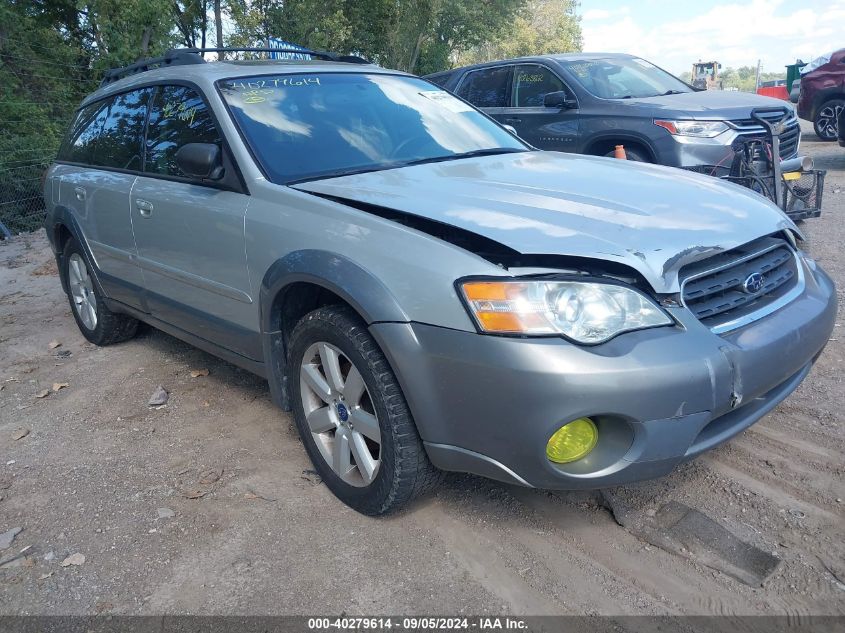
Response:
[293,151,798,293]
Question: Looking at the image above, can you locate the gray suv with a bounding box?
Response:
[426,53,801,166]
[44,48,836,515]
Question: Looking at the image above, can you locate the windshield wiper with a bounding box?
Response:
[396,147,526,169]
[662,90,686,95]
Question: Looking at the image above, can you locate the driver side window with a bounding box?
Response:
[145,85,221,178]
[512,65,569,107]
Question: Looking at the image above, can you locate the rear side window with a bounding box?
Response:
[93,88,153,170]
[58,102,109,164]
[456,66,511,108]
[145,85,220,177]
[512,65,567,107]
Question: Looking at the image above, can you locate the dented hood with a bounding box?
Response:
[292,151,798,293]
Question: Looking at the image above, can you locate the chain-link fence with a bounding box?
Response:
[0,159,52,237]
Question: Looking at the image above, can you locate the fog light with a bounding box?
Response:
[546,418,598,464]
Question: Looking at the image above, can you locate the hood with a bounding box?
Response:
[623,89,793,118]
[293,151,798,293]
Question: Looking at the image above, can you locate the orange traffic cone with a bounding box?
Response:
[614,145,627,160]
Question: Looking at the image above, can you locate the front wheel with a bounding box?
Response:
[813,99,843,141]
[603,146,650,162]
[288,305,441,515]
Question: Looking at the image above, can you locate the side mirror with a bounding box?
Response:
[543,91,577,109]
[175,143,224,180]
[502,124,519,137]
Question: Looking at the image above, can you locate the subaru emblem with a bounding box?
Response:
[742,272,765,294]
[336,402,349,422]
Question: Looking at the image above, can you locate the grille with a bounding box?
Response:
[728,110,800,159]
[680,239,799,329]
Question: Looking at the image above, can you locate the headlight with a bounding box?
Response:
[460,280,673,344]
[654,119,729,138]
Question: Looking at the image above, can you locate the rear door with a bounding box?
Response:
[454,65,512,125]
[130,84,256,358]
[506,64,580,152]
[56,91,150,309]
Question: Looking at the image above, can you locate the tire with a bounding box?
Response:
[603,146,650,162]
[62,236,139,346]
[288,305,441,515]
[813,98,843,141]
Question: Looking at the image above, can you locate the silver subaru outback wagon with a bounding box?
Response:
[44,49,836,515]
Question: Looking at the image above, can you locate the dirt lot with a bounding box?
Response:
[1,124,844,616]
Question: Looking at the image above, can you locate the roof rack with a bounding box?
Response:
[100,47,370,86]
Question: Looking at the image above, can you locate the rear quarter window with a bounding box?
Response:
[58,102,109,164]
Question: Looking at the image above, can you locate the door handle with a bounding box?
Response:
[505,117,522,123]
[74,187,86,201]
[135,199,154,217]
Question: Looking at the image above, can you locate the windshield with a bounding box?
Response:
[219,73,526,184]
[560,57,692,99]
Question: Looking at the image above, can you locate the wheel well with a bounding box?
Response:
[57,224,73,252]
[816,93,845,111]
[586,138,654,162]
[811,92,845,119]
[276,282,354,351]
[265,281,363,411]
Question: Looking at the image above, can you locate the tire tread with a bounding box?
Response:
[290,305,442,514]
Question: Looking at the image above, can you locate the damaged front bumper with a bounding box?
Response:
[370,260,836,489]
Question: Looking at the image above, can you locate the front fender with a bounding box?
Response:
[259,250,409,409]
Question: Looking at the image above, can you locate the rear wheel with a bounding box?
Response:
[62,237,139,346]
[813,98,843,140]
[288,305,441,515]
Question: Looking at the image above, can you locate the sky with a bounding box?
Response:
[579,0,845,75]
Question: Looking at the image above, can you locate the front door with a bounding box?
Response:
[130,84,257,359]
[505,64,580,152]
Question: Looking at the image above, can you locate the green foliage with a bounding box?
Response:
[0,0,584,230]
[1,0,580,174]
[228,0,538,74]
[458,0,582,66]
[391,0,527,75]
[720,66,785,92]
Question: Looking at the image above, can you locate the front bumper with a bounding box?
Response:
[653,126,800,168]
[371,261,836,489]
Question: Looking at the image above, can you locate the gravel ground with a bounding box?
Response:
[0,123,843,616]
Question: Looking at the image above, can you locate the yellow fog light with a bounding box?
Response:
[546,418,598,464]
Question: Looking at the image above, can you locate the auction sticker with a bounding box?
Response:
[419,91,474,113]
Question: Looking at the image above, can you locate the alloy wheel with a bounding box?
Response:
[68,253,97,330]
[299,342,381,487]
[816,103,842,140]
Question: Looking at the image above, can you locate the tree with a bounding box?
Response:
[214,0,225,59]
[459,0,581,65]
[384,0,527,74]
[226,0,534,74]
[173,0,210,49]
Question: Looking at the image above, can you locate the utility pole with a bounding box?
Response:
[754,59,761,91]
[215,0,224,61]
